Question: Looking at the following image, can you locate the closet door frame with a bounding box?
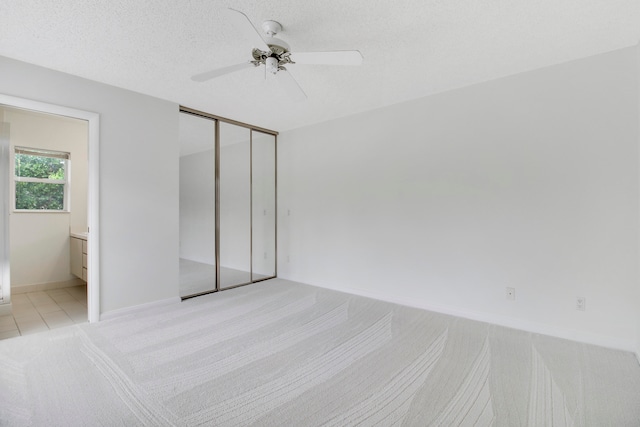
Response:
[180,106,278,299]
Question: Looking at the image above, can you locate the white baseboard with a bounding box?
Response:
[100,296,181,321]
[0,302,12,316]
[307,281,636,353]
[12,278,85,294]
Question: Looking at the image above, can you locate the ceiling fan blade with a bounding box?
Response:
[227,8,270,52]
[276,68,307,102]
[292,50,363,66]
[191,62,255,82]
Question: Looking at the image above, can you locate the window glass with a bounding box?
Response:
[15,181,65,210]
[14,148,69,211]
[15,153,66,179]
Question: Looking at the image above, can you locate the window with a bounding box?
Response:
[13,147,70,211]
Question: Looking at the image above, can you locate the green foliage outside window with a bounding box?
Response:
[15,153,66,210]
[15,154,65,179]
[15,182,64,210]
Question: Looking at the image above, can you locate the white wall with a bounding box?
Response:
[0,56,179,314]
[279,46,639,351]
[180,149,215,264]
[5,107,88,287]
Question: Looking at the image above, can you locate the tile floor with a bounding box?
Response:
[0,285,87,340]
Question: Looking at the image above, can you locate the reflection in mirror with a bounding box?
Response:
[252,131,276,281]
[179,112,216,297]
[219,122,251,289]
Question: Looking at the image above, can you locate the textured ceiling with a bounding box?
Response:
[0,1,639,132]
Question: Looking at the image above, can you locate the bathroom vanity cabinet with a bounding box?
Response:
[70,233,88,282]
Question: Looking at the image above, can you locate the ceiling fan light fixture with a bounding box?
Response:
[266,56,279,75]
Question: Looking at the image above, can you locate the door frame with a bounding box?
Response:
[0,94,100,322]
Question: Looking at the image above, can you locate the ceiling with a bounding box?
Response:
[0,1,639,133]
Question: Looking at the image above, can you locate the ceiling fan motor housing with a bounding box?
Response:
[265,37,290,55]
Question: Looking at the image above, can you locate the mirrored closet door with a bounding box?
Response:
[178,112,217,298]
[251,131,276,281]
[219,122,251,289]
[179,108,277,299]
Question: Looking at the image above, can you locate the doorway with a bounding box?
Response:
[0,94,99,324]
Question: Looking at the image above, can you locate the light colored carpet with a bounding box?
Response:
[1,278,639,426]
[179,258,269,297]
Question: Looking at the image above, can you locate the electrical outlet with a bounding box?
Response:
[287,255,290,263]
[506,287,515,301]
[576,297,586,311]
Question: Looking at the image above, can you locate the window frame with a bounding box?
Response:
[12,146,71,213]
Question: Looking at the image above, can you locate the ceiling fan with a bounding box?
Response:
[191,8,364,102]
